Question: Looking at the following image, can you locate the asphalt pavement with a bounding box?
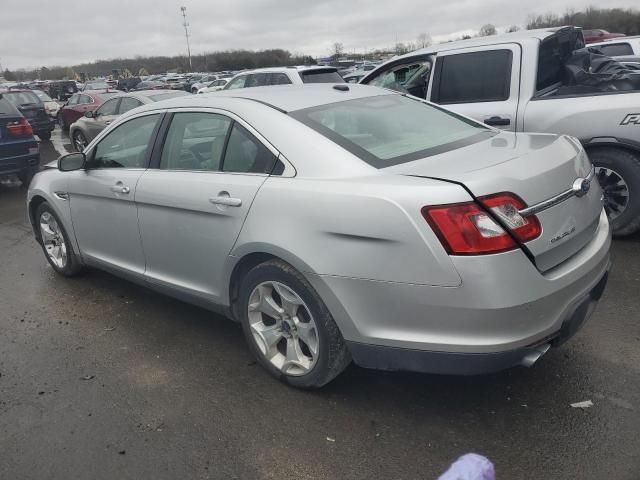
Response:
[1,128,639,479]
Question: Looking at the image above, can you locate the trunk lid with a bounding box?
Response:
[386,131,603,271]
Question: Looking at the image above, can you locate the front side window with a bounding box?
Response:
[88,114,160,169]
[118,97,143,114]
[225,75,248,90]
[78,94,92,104]
[433,50,512,104]
[246,73,268,87]
[222,123,277,174]
[160,113,232,171]
[365,59,432,98]
[97,98,119,116]
[290,94,493,168]
[67,94,79,105]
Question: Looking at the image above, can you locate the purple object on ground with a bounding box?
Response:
[437,453,495,480]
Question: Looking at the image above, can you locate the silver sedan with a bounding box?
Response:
[27,85,611,388]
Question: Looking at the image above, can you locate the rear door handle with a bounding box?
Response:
[110,183,130,194]
[209,195,242,207]
[484,116,511,126]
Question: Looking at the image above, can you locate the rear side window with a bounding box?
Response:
[118,97,143,114]
[78,95,92,104]
[432,50,512,104]
[268,73,292,85]
[160,112,232,171]
[222,124,277,174]
[299,69,344,84]
[596,43,634,57]
[67,94,79,105]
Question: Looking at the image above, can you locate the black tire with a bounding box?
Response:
[589,147,640,236]
[58,115,68,131]
[17,167,37,188]
[72,130,87,152]
[37,130,52,141]
[237,259,351,388]
[35,202,84,276]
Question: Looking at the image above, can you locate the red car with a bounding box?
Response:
[57,90,119,131]
[583,29,625,44]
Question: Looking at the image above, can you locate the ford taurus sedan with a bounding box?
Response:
[27,85,611,388]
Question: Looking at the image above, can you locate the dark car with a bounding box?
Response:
[0,93,40,186]
[131,80,169,91]
[583,29,626,44]
[48,80,78,101]
[1,90,54,140]
[116,77,142,92]
[57,91,119,131]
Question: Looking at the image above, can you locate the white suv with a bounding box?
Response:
[223,66,344,90]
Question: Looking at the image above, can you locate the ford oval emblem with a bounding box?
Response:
[572,178,591,197]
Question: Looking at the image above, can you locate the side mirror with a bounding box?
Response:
[85,110,95,118]
[58,152,86,172]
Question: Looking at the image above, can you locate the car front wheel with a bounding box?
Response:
[238,259,351,388]
[36,202,83,276]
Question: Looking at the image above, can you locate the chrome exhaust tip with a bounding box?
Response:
[520,344,551,368]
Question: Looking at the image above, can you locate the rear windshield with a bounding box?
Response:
[3,91,41,106]
[290,94,493,168]
[149,91,190,101]
[0,98,20,115]
[300,69,344,84]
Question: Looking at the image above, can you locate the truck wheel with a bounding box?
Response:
[590,147,640,236]
[237,259,351,388]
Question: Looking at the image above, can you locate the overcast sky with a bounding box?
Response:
[1,0,637,70]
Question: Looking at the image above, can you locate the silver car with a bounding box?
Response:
[69,90,189,152]
[27,85,611,388]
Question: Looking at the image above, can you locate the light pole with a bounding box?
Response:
[180,6,193,71]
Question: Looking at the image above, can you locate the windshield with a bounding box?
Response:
[300,70,344,84]
[4,91,41,106]
[290,94,493,168]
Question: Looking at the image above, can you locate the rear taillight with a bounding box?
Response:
[6,118,33,137]
[422,193,541,255]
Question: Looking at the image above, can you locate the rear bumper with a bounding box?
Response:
[307,209,612,374]
[0,152,40,176]
[347,269,609,375]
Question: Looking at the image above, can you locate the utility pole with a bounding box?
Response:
[180,6,193,71]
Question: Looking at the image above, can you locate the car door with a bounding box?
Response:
[85,97,120,140]
[66,112,163,276]
[427,45,521,131]
[135,110,278,302]
[62,94,79,125]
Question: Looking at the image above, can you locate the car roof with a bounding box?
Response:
[590,35,638,45]
[133,84,393,114]
[111,89,184,100]
[232,65,338,75]
[389,26,572,61]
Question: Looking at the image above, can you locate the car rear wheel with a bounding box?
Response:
[72,131,88,152]
[36,202,83,276]
[238,259,351,388]
[37,131,51,141]
[590,147,640,236]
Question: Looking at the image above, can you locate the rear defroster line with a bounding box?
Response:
[406,174,538,264]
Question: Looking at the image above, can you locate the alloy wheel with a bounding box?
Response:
[73,131,88,152]
[247,281,319,376]
[596,166,630,219]
[39,211,68,269]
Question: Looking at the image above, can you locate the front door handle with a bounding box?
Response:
[209,195,242,207]
[484,116,511,126]
[110,183,130,194]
